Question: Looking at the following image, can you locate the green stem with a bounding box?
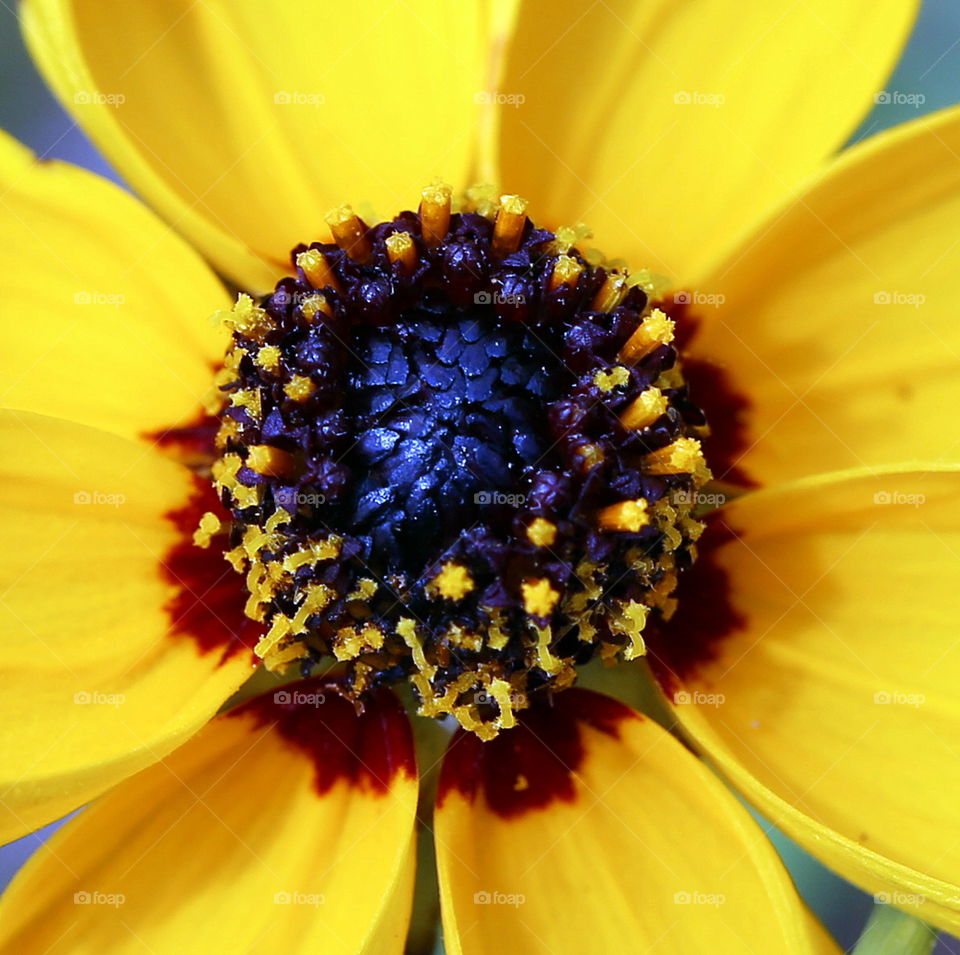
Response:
[852,903,937,955]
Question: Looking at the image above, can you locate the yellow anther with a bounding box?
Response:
[575,442,605,472]
[549,254,584,290]
[521,577,560,617]
[597,500,650,533]
[592,272,628,313]
[385,230,418,272]
[300,293,333,321]
[284,375,316,402]
[246,444,297,478]
[296,249,342,293]
[491,194,528,258]
[593,366,630,393]
[325,205,372,263]
[428,561,475,601]
[619,308,675,364]
[526,517,557,548]
[256,345,281,373]
[620,387,668,431]
[216,294,274,342]
[420,181,452,246]
[644,437,710,479]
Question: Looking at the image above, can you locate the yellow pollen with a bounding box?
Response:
[464,183,499,218]
[428,561,475,601]
[597,499,650,533]
[420,181,452,246]
[192,511,222,548]
[296,249,342,293]
[491,194,528,258]
[592,272,628,313]
[619,308,675,363]
[284,375,316,402]
[521,577,560,617]
[620,387,668,431]
[300,293,332,321]
[246,444,297,478]
[385,230,418,271]
[325,205,372,263]
[526,517,557,547]
[644,437,710,479]
[593,365,630,393]
[217,294,274,342]
[256,345,281,373]
[549,254,584,290]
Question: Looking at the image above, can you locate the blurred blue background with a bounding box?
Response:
[1,1,959,951]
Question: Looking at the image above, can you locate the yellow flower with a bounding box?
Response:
[0,0,956,952]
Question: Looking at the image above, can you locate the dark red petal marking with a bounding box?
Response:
[437,688,636,819]
[145,410,261,664]
[669,299,757,489]
[643,515,746,698]
[161,475,261,663]
[145,402,221,467]
[232,679,417,795]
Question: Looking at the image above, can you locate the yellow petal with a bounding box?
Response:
[0,682,418,954]
[497,0,916,283]
[435,689,836,954]
[0,410,256,843]
[0,131,229,444]
[688,105,960,486]
[23,0,496,291]
[652,465,960,934]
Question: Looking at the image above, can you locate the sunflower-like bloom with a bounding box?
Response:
[0,1,957,952]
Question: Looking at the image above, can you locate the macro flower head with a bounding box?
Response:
[0,1,958,953]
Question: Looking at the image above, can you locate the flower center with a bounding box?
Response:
[200,184,712,738]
